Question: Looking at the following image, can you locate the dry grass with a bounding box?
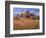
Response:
[13,18,39,30]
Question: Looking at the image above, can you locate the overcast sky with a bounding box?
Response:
[13,8,39,16]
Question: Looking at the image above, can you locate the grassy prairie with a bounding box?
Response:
[13,18,39,30]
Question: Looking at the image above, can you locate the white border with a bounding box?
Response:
[10,4,43,34]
